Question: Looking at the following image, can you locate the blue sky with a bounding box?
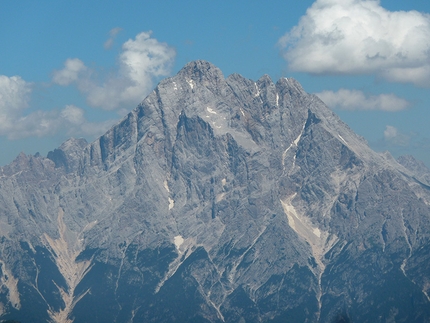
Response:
[1,0,430,166]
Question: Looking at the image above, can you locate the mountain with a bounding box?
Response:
[0,60,429,322]
[397,155,430,187]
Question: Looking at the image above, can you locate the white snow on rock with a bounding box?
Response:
[206,107,217,114]
[174,235,184,250]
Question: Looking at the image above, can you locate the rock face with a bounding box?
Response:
[0,60,430,322]
[397,155,430,186]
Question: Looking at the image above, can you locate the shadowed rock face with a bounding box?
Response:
[0,60,429,323]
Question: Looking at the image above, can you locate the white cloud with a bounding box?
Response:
[383,125,410,146]
[0,103,114,140]
[104,27,123,50]
[0,75,32,117]
[0,31,172,141]
[384,125,398,140]
[315,89,410,111]
[279,0,430,86]
[381,65,430,87]
[0,75,114,140]
[52,58,87,86]
[59,105,116,137]
[61,104,85,125]
[0,75,33,136]
[53,31,176,110]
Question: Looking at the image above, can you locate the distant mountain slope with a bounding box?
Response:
[0,61,429,323]
[398,154,430,186]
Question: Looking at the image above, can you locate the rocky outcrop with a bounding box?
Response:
[0,61,429,322]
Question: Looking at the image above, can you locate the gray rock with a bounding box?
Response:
[397,154,430,186]
[0,61,429,323]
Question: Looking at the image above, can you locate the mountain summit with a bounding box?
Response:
[0,61,429,322]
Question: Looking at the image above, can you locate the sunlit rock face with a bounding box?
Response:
[0,61,430,323]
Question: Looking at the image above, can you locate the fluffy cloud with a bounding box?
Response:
[384,125,398,140]
[0,31,173,141]
[53,31,176,110]
[315,89,410,111]
[279,0,430,86]
[0,75,32,134]
[52,58,87,86]
[104,27,123,50]
[59,105,116,137]
[383,125,410,146]
[1,103,114,140]
[0,75,114,139]
[0,75,32,113]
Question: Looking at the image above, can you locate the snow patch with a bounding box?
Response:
[294,131,303,146]
[338,134,347,145]
[187,79,194,89]
[165,180,174,210]
[207,107,217,114]
[163,180,170,193]
[221,178,226,186]
[216,192,226,202]
[276,93,279,107]
[174,235,184,250]
[282,123,305,168]
[254,83,260,97]
[168,197,175,210]
[240,108,245,116]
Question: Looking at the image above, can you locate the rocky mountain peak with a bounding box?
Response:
[177,60,225,84]
[0,61,429,323]
[47,138,88,173]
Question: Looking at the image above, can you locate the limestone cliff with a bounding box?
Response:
[0,61,429,322]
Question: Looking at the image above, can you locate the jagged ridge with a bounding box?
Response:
[0,61,429,322]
